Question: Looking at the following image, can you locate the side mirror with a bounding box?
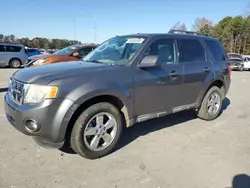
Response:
[138,55,158,68]
[73,52,80,57]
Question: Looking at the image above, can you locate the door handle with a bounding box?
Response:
[204,67,211,72]
[170,71,178,77]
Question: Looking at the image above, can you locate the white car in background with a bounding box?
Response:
[243,57,250,70]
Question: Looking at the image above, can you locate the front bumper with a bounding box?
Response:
[4,93,74,148]
[231,65,242,70]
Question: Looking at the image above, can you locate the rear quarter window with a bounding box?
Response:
[6,45,22,52]
[205,40,226,61]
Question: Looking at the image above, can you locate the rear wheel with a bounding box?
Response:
[197,86,223,121]
[9,59,21,68]
[70,102,123,159]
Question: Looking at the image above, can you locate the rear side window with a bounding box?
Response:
[6,45,21,52]
[0,45,5,52]
[180,39,205,62]
[205,40,226,61]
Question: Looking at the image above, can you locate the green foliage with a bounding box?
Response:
[0,35,82,49]
[199,16,250,54]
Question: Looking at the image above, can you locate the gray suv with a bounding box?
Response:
[0,43,28,68]
[4,31,231,159]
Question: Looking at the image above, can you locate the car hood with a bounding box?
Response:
[13,61,117,84]
[29,53,64,60]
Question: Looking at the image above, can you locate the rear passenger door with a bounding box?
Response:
[180,38,214,105]
[0,45,9,66]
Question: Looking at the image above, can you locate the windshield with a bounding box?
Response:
[83,36,146,65]
[54,46,77,55]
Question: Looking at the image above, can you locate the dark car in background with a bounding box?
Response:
[25,44,98,67]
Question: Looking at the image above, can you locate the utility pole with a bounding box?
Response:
[74,18,76,43]
[231,34,234,53]
[243,36,247,55]
[94,14,97,43]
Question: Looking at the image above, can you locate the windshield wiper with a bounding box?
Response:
[84,60,103,64]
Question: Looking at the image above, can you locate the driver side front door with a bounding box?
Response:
[134,37,184,121]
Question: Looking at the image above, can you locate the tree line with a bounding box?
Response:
[0,34,82,49]
[172,15,250,55]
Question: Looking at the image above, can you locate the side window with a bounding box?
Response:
[78,47,93,57]
[6,45,21,52]
[0,45,5,52]
[205,40,226,61]
[180,39,205,62]
[143,38,176,65]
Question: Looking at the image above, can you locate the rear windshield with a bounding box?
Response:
[228,53,242,59]
[229,58,242,62]
[205,40,226,61]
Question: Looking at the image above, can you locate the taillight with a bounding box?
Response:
[228,64,232,77]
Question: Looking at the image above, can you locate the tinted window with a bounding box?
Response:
[78,47,93,57]
[205,40,226,61]
[6,45,21,52]
[180,39,205,62]
[0,45,5,52]
[143,38,176,65]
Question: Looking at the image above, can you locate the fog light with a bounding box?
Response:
[24,119,40,132]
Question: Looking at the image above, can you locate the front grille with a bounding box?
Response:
[9,78,26,105]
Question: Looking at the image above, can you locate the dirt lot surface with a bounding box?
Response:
[0,69,250,188]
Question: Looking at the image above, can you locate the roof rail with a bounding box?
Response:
[168,29,209,36]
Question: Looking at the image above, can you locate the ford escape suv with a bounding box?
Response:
[0,43,28,68]
[4,30,231,159]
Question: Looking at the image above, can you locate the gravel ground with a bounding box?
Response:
[0,69,250,188]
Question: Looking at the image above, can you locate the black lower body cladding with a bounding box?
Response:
[4,93,74,147]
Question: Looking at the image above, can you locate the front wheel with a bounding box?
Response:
[197,86,223,121]
[70,102,123,159]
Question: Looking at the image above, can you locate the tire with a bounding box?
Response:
[70,102,123,159]
[240,65,244,71]
[9,59,21,68]
[197,86,223,121]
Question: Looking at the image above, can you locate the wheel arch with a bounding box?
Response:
[62,94,130,145]
[196,78,225,108]
[9,57,22,66]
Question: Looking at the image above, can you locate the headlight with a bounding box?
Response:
[33,59,48,66]
[24,84,58,104]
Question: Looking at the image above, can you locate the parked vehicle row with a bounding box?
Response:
[25,44,98,67]
[4,30,231,159]
[227,53,250,71]
[0,43,97,68]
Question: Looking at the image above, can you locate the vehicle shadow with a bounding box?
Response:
[0,87,8,93]
[117,97,230,152]
[231,174,250,188]
[60,97,230,155]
